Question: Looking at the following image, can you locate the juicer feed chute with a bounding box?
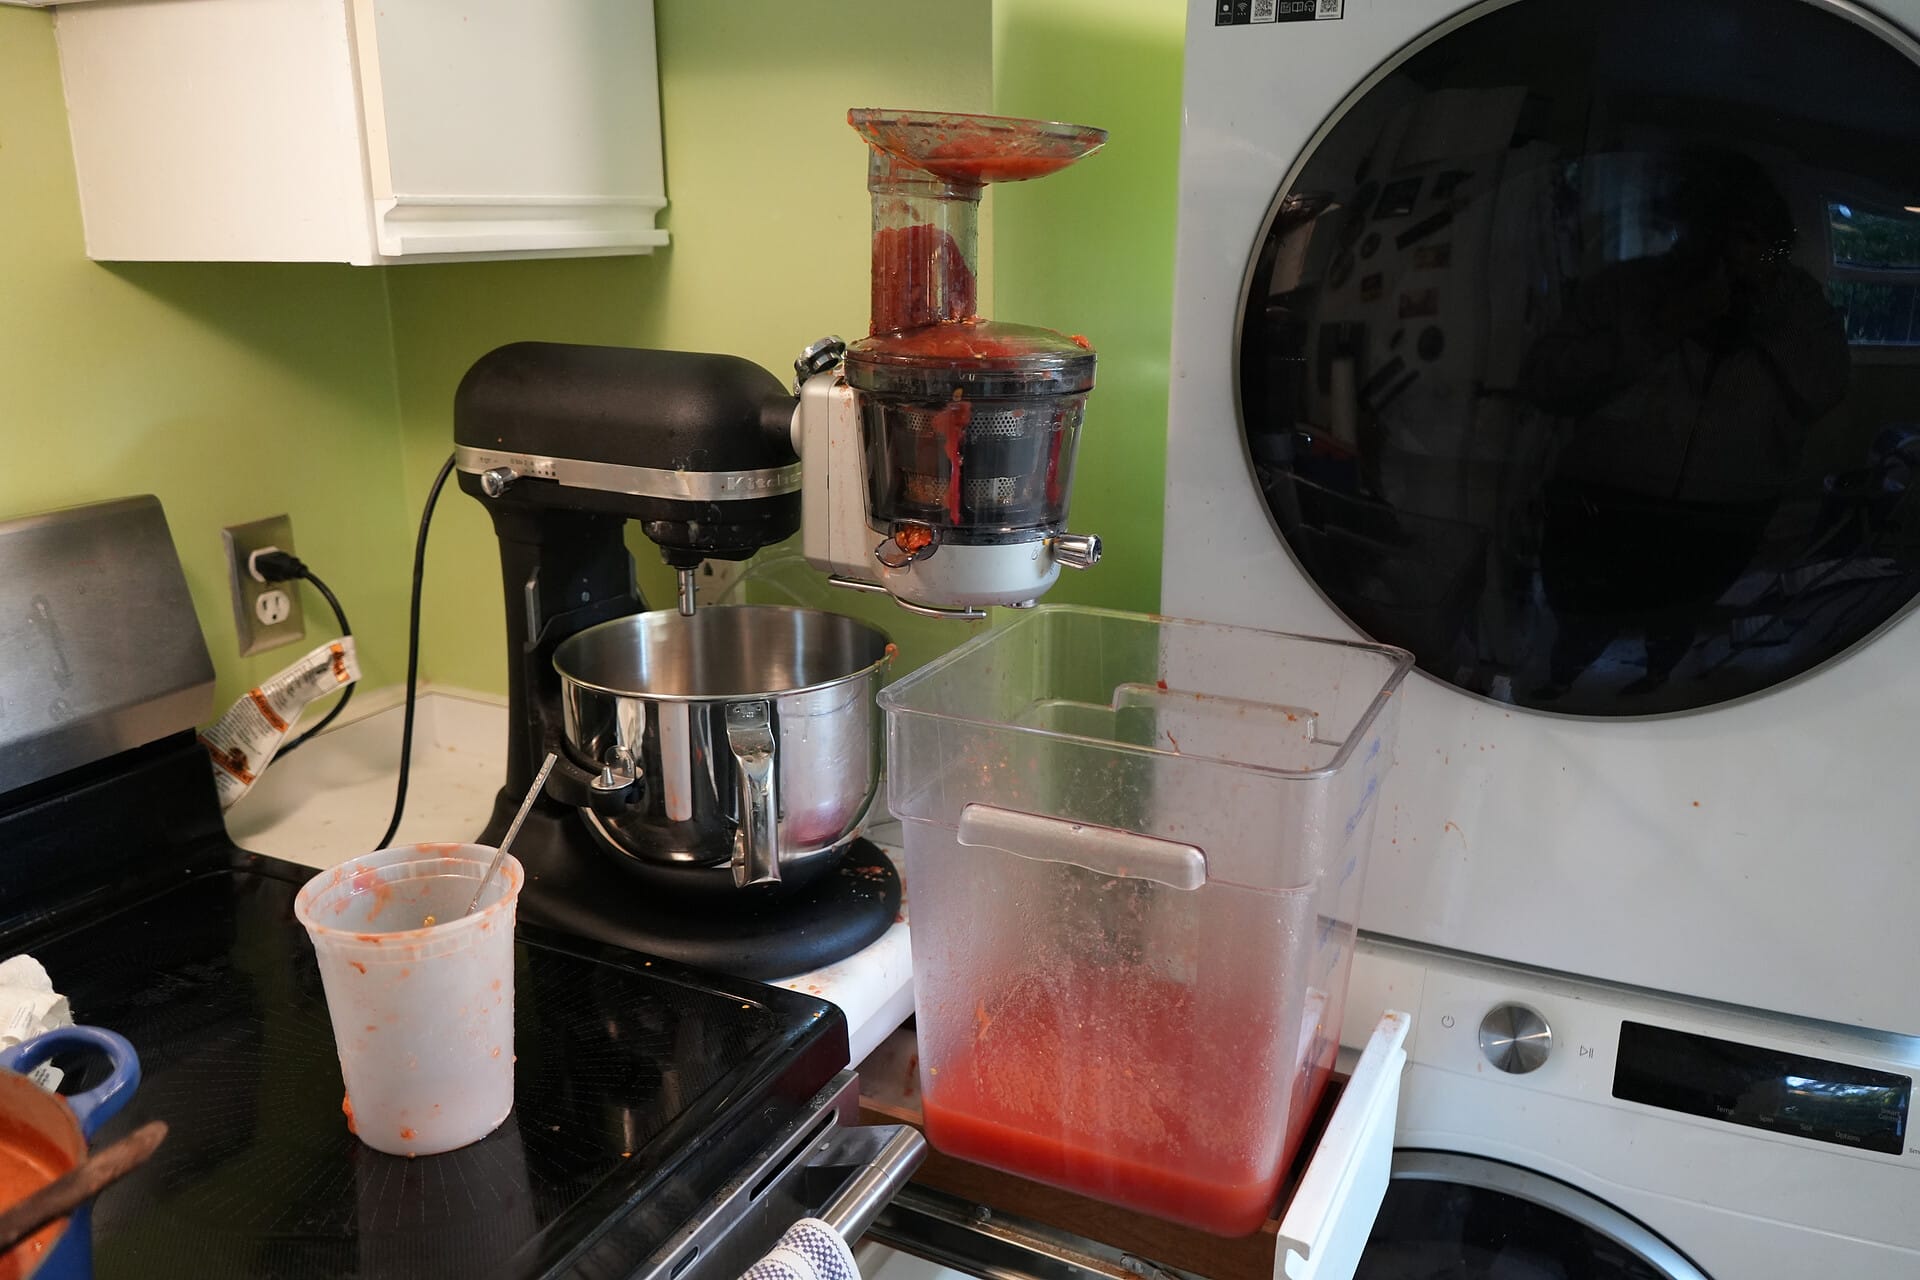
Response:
[797,110,1109,616]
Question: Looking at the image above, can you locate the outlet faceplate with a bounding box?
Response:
[222,515,306,656]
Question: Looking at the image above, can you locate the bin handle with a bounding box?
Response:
[957,804,1207,890]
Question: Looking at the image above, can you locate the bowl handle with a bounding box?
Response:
[726,699,781,888]
[0,1026,142,1139]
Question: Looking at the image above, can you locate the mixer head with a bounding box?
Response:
[453,342,801,568]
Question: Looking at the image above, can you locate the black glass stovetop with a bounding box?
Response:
[5,850,849,1280]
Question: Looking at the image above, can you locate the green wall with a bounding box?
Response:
[992,0,1182,616]
[4,0,1185,711]
[0,7,410,714]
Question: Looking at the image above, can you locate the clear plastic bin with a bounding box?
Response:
[877,606,1411,1236]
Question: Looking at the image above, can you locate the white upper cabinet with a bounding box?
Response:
[42,0,667,265]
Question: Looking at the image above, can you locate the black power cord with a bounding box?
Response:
[376,454,457,850]
[249,548,353,758]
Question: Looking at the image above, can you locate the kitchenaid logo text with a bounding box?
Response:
[719,472,791,492]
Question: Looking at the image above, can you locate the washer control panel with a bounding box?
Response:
[1340,939,1920,1166]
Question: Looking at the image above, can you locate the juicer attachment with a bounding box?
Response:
[796,110,1108,616]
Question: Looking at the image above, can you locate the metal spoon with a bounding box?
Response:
[463,751,556,918]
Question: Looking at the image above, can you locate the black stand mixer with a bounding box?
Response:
[452,108,1107,977]
[452,343,901,978]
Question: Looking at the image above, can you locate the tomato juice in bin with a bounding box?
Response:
[876,606,1411,1236]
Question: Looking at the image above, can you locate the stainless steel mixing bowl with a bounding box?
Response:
[553,605,893,898]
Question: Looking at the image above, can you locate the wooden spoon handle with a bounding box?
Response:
[0,1120,167,1254]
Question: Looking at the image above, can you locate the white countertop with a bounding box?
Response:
[225,688,915,1067]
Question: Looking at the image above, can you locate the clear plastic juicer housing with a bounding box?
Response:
[844,110,1103,549]
[877,606,1412,1236]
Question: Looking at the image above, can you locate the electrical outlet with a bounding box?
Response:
[222,515,306,656]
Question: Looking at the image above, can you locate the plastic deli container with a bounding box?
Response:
[295,844,521,1157]
[877,606,1411,1236]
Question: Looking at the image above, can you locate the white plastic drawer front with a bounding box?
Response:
[1277,1012,1410,1280]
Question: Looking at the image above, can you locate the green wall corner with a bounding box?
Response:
[992,0,1183,618]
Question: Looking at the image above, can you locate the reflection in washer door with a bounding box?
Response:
[1356,1152,1711,1279]
[1241,0,1920,715]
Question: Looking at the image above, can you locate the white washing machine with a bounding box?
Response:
[1339,936,1920,1276]
[1165,0,1920,1273]
[1163,0,1920,1037]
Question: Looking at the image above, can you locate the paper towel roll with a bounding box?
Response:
[742,1217,859,1280]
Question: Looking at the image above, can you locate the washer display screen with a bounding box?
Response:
[1239,0,1920,715]
[1614,1020,1911,1154]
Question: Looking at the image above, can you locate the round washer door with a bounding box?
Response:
[1357,1151,1711,1279]
[1239,0,1920,716]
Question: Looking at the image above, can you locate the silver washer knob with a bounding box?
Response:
[480,466,519,498]
[1479,1004,1552,1074]
[1052,532,1102,569]
[793,335,847,393]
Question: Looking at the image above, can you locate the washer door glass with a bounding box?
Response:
[1357,1152,1711,1279]
[1240,0,1920,715]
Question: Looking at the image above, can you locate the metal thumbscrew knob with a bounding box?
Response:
[1479,1004,1552,1074]
[1052,532,1102,569]
[792,335,847,393]
[480,466,519,498]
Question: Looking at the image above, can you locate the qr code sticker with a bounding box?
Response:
[1318,0,1344,15]
[1252,0,1276,18]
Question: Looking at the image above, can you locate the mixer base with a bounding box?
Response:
[479,797,901,980]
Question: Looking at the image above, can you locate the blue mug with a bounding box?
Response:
[0,1027,141,1280]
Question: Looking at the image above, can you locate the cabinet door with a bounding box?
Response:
[55,0,373,263]
[351,0,668,260]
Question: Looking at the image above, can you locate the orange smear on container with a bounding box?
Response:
[932,397,972,524]
[873,319,1032,360]
[915,151,1081,183]
[341,1094,358,1136]
[349,868,394,922]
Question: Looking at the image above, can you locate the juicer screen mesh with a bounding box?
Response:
[860,392,1087,533]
